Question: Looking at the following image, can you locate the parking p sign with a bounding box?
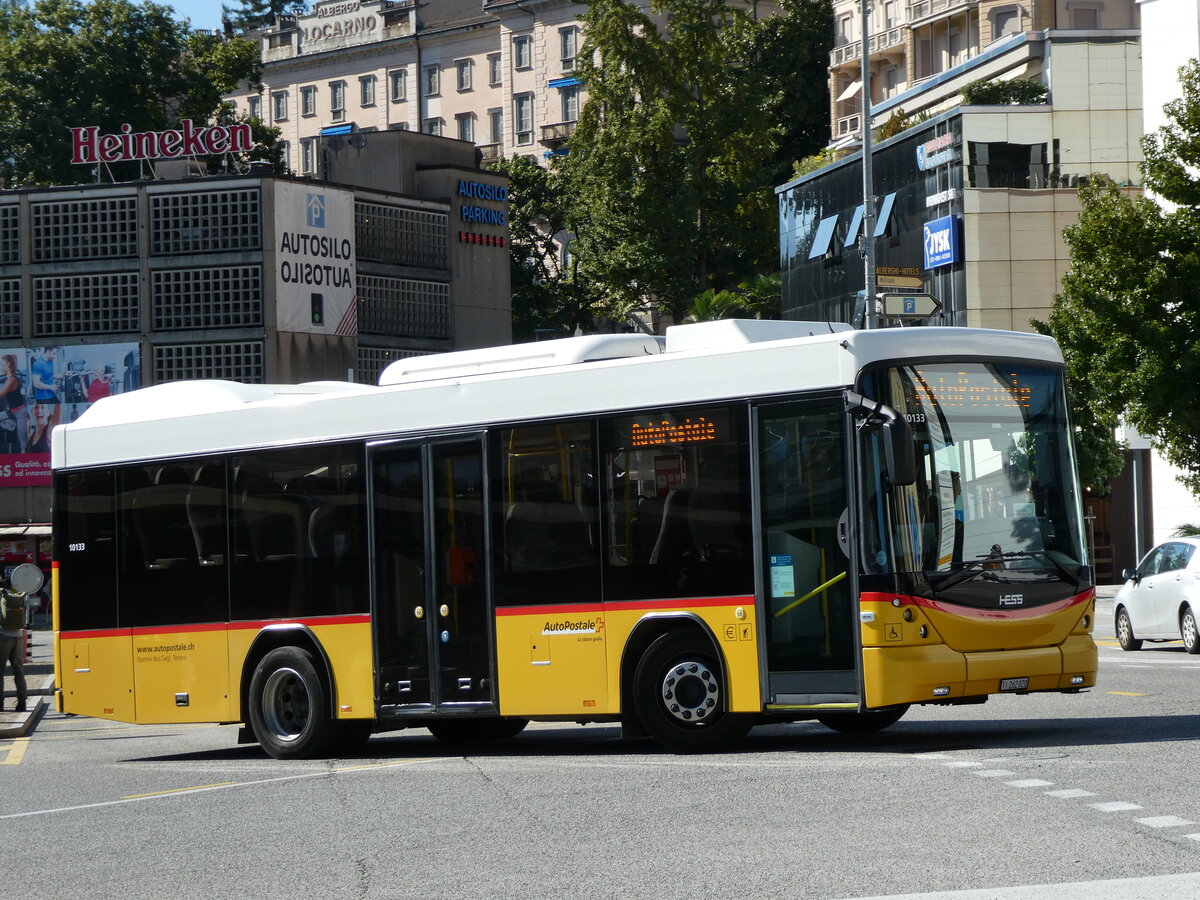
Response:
[923,214,959,269]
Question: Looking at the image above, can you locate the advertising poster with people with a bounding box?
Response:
[0,342,140,486]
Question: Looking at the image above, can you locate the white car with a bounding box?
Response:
[1114,536,1200,652]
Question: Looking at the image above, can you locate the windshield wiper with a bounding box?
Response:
[993,549,1083,591]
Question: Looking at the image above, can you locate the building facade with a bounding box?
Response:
[0,127,511,545]
[229,0,589,170]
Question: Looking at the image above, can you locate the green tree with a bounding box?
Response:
[1038,59,1200,495]
[221,0,301,33]
[0,0,266,187]
[563,0,827,326]
[489,155,604,341]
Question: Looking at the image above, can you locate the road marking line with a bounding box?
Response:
[1005,779,1054,788]
[1046,789,1097,799]
[0,738,29,765]
[0,757,434,821]
[942,761,981,768]
[122,782,237,799]
[1138,816,1193,828]
[1186,834,1200,842]
[1091,801,1143,812]
[913,753,952,759]
[1108,691,1149,696]
[972,769,1015,778]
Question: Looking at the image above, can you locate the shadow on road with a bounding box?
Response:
[124,711,1200,764]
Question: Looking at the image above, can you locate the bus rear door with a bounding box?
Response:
[370,437,496,716]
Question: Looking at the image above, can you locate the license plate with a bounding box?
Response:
[1000,677,1029,691]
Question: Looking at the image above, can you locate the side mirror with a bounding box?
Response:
[846,390,916,487]
[1121,567,1139,583]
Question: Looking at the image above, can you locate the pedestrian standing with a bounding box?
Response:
[0,587,26,712]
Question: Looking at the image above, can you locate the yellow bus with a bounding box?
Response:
[52,321,1097,757]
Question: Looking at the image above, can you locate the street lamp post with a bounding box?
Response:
[860,0,877,329]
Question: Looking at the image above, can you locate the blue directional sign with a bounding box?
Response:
[923,214,960,269]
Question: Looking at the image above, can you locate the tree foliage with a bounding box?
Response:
[488,155,604,341]
[221,0,302,34]
[1038,59,1200,495]
[960,76,1048,106]
[0,0,267,187]
[560,0,827,326]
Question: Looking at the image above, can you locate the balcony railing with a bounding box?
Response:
[908,0,975,23]
[477,142,501,162]
[829,25,905,66]
[540,121,576,146]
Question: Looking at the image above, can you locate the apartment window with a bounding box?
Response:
[360,75,376,107]
[456,59,473,92]
[389,122,410,131]
[837,14,852,43]
[248,95,261,120]
[882,1,896,28]
[456,112,474,143]
[423,117,443,136]
[561,85,579,123]
[424,65,440,96]
[330,81,346,122]
[513,34,531,70]
[560,27,578,71]
[991,7,1020,38]
[389,69,407,102]
[514,93,533,145]
[272,91,288,122]
[301,86,316,117]
[277,140,289,170]
[488,53,502,86]
[488,107,504,144]
[300,138,316,175]
[1070,5,1100,27]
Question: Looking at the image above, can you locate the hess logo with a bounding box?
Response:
[999,594,1025,606]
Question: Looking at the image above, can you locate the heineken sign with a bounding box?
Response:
[70,120,254,165]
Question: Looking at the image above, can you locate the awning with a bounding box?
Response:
[0,524,50,537]
[548,77,581,88]
[836,80,862,102]
[320,124,353,136]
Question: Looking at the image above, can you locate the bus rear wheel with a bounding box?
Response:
[816,705,909,735]
[248,646,339,759]
[633,631,752,753]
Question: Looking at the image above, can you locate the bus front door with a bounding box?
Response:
[756,398,860,705]
[370,439,495,716]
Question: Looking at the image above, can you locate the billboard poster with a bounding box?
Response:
[0,342,140,486]
[274,182,357,335]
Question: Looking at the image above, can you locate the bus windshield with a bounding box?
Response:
[861,362,1087,587]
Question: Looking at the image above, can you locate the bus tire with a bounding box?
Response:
[426,717,529,744]
[632,631,752,753]
[1182,606,1200,655]
[817,705,909,735]
[1115,608,1142,651]
[248,646,339,759]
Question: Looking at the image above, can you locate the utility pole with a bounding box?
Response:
[860,0,877,329]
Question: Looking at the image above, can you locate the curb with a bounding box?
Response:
[0,696,47,739]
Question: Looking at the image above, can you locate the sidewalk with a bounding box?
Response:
[0,628,54,738]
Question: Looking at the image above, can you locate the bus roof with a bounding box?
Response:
[52,323,1063,470]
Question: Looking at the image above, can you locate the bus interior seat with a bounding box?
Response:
[633,495,666,564]
[131,465,197,570]
[308,504,357,560]
[238,473,302,562]
[505,500,594,571]
[649,488,693,567]
[187,463,226,566]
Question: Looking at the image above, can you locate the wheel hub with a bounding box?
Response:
[660,660,719,724]
[262,666,310,743]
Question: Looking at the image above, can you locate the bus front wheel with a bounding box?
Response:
[248,646,339,759]
[633,631,752,753]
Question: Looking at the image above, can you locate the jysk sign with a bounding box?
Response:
[923,215,960,269]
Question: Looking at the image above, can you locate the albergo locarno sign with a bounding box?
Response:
[70,120,254,165]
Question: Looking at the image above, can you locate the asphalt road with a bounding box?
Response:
[5,599,1200,899]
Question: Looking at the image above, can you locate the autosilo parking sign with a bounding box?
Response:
[923,214,960,269]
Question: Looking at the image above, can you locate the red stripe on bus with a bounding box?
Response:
[860,589,1094,620]
[495,596,753,617]
[59,613,371,641]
